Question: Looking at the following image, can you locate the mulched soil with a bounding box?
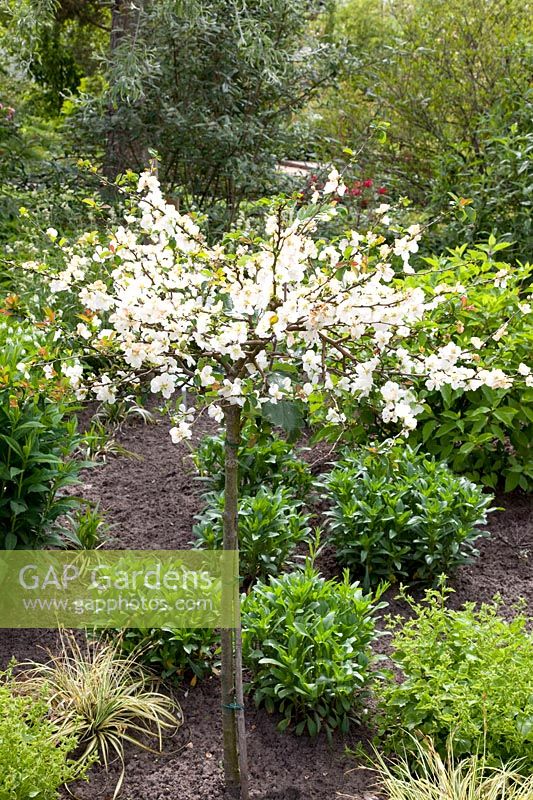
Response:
[0,414,531,800]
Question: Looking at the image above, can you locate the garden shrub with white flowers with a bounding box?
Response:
[407,241,533,491]
[14,166,530,793]
[19,168,529,439]
[304,237,533,490]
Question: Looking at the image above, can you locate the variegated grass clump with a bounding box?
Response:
[363,738,533,800]
[21,632,182,797]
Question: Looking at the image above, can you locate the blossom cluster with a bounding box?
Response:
[40,170,528,441]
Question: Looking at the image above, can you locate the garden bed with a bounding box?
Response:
[0,415,531,800]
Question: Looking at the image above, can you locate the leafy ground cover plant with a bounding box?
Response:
[367,737,533,800]
[118,627,219,682]
[242,562,386,738]
[322,445,492,588]
[0,672,87,799]
[377,586,533,771]
[194,487,312,584]
[21,633,182,798]
[192,428,313,499]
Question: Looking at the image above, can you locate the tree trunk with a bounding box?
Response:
[221,404,249,799]
[104,0,146,178]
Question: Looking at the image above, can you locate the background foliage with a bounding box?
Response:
[312,0,533,258]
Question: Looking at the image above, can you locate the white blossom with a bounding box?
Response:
[150,372,177,399]
[94,374,116,404]
[207,404,224,422]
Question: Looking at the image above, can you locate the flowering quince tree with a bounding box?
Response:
[22,167,530,799]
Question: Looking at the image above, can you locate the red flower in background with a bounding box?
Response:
[0,103,15,121]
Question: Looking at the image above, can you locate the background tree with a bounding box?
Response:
[69,0,336,224]
[310,0,533,257]
[2,0,336,228]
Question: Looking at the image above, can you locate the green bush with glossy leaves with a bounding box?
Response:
[242,563,386,738]
[0,390,85,549]
[377,586,533,772]
[322,446,492,588]
[192,429,313,500]
[0,321,88,549]
[193,487,311,584]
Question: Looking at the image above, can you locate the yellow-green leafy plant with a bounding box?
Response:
[377,586,533,771]
[0,671,88,800]
[21,632,183,797]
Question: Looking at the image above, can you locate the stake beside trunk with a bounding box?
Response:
[221,405,249,799]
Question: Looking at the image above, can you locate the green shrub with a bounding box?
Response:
[242,563,386,738]
[63,0,334,228]
[0,319,90,549]
[194,487,312,584]
[428,86,533,258]
[193,431,313,499]
[118,627,219,682]
[0,677,85,799]
[0,389,87,549]
[413,383,533,493]
[377,587,533,771]
[317,0,533,259]
[323,446,492,588]
[408,245,533,491]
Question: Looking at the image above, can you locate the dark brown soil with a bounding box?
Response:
[0,414,531,800]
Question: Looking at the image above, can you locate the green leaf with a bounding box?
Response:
[493,406,517,426]
[504,471,521,492]
[262,401,305,440]
[422,420,437,443]
[3,532,17,550]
